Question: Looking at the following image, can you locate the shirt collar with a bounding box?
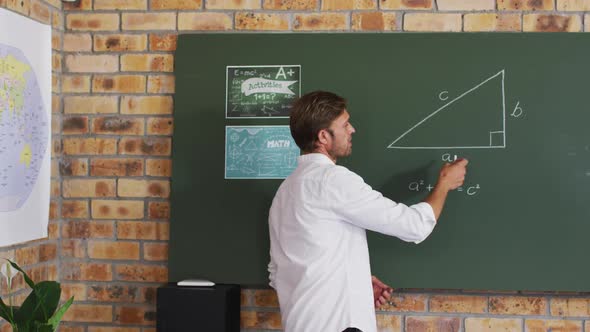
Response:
[297,153,335,165]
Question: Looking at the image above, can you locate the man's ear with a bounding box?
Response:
[317,129,330,145]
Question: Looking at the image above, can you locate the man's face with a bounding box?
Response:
[326,110,356,159]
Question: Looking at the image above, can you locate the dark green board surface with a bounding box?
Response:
[170,33,590,291]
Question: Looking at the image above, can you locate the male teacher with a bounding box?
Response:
[268,91,468,332]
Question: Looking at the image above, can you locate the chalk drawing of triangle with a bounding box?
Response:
[387,70,506,149]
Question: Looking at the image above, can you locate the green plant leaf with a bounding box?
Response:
[15,320,31,332]
[14,281,60,323]
[13,290,38,324]
[7,260,35,289]
[0,297,14,322]
[33,321,55,332]
[48,296,74,330]
[35,281,61,318]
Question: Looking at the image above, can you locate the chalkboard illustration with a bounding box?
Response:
[226,65,301,118]
[388,70,506,149]
[225,126,300,179]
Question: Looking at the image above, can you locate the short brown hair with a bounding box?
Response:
[289,91,347,153]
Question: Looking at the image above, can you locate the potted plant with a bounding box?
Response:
[0,259,73,332]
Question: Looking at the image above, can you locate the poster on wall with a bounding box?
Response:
[0,8,51,246]
[225,126,299,179]
[226,65,301,118]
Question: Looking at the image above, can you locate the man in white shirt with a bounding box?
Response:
[268,91,468,332]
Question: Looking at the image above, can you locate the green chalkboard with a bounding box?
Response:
[170,33,590,291]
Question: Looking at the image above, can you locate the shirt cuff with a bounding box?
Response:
[410,202,437,244]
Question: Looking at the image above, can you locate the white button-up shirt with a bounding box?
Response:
[268,153,437,332]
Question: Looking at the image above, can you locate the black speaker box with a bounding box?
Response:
[157,283,240,332]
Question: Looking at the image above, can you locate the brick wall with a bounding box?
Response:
[0,0,589,331]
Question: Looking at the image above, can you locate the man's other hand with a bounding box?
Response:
[372,276,393,309]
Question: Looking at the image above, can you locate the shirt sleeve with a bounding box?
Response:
[326,166,437,244]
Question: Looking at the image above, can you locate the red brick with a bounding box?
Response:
[177,12,232,30]
[90,158,144,176]
[63,116,89,135]
[143,243,168,261]
[39,244,57,262]
[63,33,92,52]
[379,0,432,9]
[235,13,289,30]
[381,294,427,312]
[63,304,113,323]
[263,0,317,9]
[117,221,169,240]
[91,200,144,220]
[64,0,92,10]
[147,117,173,135]
[61,283,87,302]
[48,221,59,238]
[115,306,156,325]
[60,239,87,258]
[49,201,59,220]
[62,200,89,218]
[352,12,397,31]
[523,14,582,32]
[94,34,148,52]
[121,54,174,72]
[207,0,259,8]
[149,34,177,51]
[498,0,553,10]
[59,158,89,176]
[62,262,113,281]
[63,179,116,198]
[465,318,522,331]
[89,241,140,260]
[118,179,170,198]
[151,0,201,9]
[93,75,146,93]
[16,246,40,265]
[122,13,176,30]
[93,117,145,135]
[119,137,171,156]
[148,201,169,219]
[88,285,141,302]
[146,159,171,176]
[64,96,118,114]
[94,0,147,10]
[116,264,168,282]
[66,13,120,31]
[525,319,582,332]
[322,0,376,9]
[406,316,460,332]
[51,180,60,197]
[430,295,487,313]
[551,298,590,317]
[147,75,175,93]
[293,13,348,30]
[65,54,118,73]
[121,96,173,114]
[241,311,282,329]
[63,138,117,155]
[489,296,547,315]
[376,314,402,331]
[253,289,279,307]
[62,221,115,238]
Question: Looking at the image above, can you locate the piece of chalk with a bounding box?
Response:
[453,155,457,161]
